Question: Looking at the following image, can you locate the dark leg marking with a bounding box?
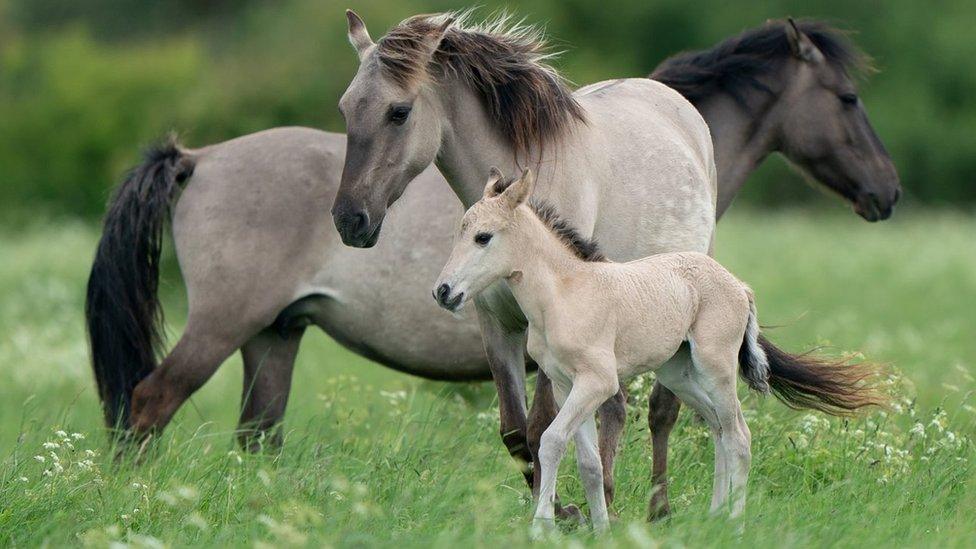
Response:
[648,380,682,521]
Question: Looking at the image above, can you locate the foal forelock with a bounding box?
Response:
[651,19,872,107]
[376,11,585,156]
[528,200,606,263]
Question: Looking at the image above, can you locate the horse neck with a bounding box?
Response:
[506,210,586,329]
[693,78,785,218]
[433,78,535,209]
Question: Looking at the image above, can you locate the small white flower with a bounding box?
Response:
[54,430,68,438]
[909,423,926,437]
[33,455,45,463]
[19,476,28,482]
[71,433,85,440]
[42,442,60,450]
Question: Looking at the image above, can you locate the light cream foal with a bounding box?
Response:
[434,168,883,532]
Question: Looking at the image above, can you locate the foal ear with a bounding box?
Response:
[346,9,375,60]
[501,168,534,209]
[483,166,505,198]
[785,18,825,64]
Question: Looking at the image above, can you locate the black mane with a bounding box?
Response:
[529,200,606,262]
[651,19,870,106]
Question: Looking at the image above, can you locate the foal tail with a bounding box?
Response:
[85,135,194,434]
[737,291,886,415]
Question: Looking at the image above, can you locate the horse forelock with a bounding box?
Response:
[376,11,586,156]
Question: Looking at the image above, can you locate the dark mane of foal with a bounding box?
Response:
[376,13,585,156]
[529,200,606,263]
[651,19,871,106]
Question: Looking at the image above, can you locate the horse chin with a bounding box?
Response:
[852,194,893,222]
[361,220,384,248]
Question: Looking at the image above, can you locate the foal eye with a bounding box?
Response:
[389,105,412,125]
[474,232,493,246]
[838,93,858,106]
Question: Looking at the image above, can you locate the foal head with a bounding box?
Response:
[433,168,534,312]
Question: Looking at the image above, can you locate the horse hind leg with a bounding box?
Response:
[129,312,256,439]
[237,326,305,452]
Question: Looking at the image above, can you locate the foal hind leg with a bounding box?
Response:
[237,327,305,452]
[691,346,751,517]
[658,344,751,517]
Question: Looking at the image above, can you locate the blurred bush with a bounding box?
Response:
[0,0,974,218]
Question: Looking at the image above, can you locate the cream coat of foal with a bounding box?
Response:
[434,169,882,532]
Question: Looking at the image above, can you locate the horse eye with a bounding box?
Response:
[389,105,412,125]
[474,232,493,246]
[839,93,858,106]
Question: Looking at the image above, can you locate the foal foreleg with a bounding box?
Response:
[534,371,618,531]
[238,327,305,452]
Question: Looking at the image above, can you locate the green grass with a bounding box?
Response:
[0,210,974,547]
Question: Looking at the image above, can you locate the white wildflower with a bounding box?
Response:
[42,442,60,450]
[33,455,45,463]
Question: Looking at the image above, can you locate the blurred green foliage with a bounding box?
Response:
[1,0,974,218]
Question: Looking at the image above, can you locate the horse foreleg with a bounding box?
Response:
[648,378,682,520]
[597,386,627,509]
[476,308,531,484]
[237,327,305,452]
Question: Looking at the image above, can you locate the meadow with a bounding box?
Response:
[0,209,973,547]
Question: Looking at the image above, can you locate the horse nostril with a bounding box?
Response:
[351,210,369,236]
[436,283,451,304]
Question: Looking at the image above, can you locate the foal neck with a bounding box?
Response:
[506,209,590,327]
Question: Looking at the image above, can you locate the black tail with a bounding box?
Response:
[752,334,886,415]
[85,136,194,433]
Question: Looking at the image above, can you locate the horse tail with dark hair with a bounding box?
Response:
[738,291,886,415]
[85,136,194,434]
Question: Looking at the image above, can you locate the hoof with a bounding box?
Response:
[647,497,671,522]
[530,518,556,540]
[555,503,585,525]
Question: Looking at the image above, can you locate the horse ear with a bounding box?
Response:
[785,18,825,63]
[346,9,374,60]
[483,167,505,198]
[501,169,534,209]
[417,15,454,64]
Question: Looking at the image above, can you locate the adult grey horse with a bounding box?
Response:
[332,10,718,515]
[88,18,899,520]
